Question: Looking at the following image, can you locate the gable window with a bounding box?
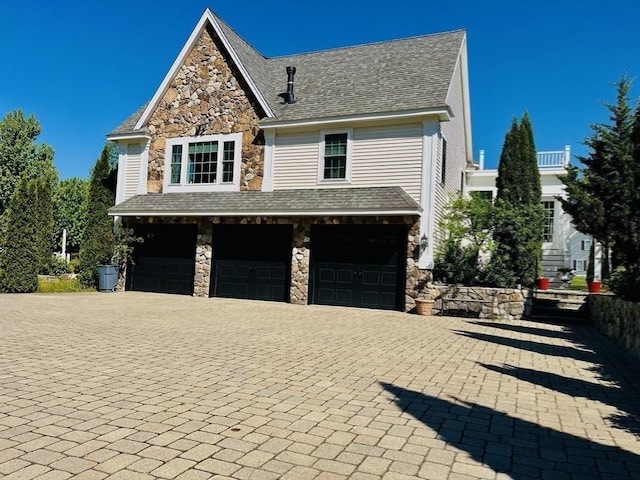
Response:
[440,137,447,185]
[318,129,352,183]
[581,239,591,251]
[165,133,242,192]
[542,201,555,242]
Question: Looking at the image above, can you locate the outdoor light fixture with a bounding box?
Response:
[420,233,428,250]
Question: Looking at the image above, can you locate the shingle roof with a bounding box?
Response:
[108,10,465,135]
[108,186,421,216]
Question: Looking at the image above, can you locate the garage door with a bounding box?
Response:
[310,225,406,311]
[210,224,292,302]
[127,224,197,295]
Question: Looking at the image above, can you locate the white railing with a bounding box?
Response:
[537,145,570,168]
[474,145,570,170]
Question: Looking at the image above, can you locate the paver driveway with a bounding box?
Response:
[1,292,639,480]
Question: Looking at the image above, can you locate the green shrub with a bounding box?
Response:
[37,277,86,293]
[606,266,640,301]
[43,256,71,276]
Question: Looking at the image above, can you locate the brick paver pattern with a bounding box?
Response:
[1,292,639,479]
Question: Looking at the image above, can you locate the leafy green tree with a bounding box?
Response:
[0,110,58,241]
[78,145,116,287]
[491,114,544,287]
[0,176,39,292]
[53,177,89,253]
[433,193,495,285]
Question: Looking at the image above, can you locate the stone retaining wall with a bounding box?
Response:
[589,294,640,361]
[432,286,532,321]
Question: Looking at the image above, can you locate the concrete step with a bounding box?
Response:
[533,298,587,310]
[531,304,589,319]
[529,313,592,324]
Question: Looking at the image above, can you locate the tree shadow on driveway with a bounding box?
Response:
[380,382,640,480]
[463,320,640,439]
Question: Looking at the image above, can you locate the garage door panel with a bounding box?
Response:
[128,224,197,296]
[310,225,406,311]
[211,225,292,303]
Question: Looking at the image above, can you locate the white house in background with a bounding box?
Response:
[466,146,591,284]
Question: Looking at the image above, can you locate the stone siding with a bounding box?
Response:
[146,24,264,193]
[589,294,640,361]
[432,286,533,320]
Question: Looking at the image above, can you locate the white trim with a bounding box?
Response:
[262,130,275,192]
[107,133,151,142]
[440,133,448,186]
[163,132,243,193]
[109,208,421,218]
[115,143,128,205]
[261,108,451,130]
[133,9,273,132]
[317,128,353,184]
[418,120,440,269]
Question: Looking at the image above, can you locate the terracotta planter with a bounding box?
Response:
[587,281,601,293]
[415,299,435,316]
[536,277,549,290]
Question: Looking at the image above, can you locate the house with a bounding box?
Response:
[107,8,473,311]
[465,146,592,284]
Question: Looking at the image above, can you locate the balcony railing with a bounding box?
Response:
[475,145,570,170]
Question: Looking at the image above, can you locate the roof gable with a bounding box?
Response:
[132,9,274,132]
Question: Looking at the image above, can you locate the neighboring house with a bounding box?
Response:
[107,8,473,311]
[466,146,591,284]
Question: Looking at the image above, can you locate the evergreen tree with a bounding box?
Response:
[78,145,116,287]
[559,75,638,296]
[0,176,39,292]
[33,176,54,273]
[490,114,544,287]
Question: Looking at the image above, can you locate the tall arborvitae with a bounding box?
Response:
[490,114,544,287]
[78,145,116,287]
[33,176,54,274]
[0,176,39,292]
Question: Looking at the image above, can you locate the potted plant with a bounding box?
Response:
[586,241,601,293]
[415,288,440,316]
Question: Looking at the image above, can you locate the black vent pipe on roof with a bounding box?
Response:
[281,66,296,104]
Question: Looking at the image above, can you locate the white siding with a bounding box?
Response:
[273,123,423,203]
[273,131,319,189]
[124,143,143,200]
[433,58,468,245]
[351,124,422,202]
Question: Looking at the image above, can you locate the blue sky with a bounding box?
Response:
[1,0,639,179]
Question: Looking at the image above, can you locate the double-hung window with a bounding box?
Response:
[542,200,555,242]
[318,129,352,183]
[165,133,242,192]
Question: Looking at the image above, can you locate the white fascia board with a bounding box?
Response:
[109,208,421,217]
[133,9,273,132]
[260,108,451,130]
[107,133,151,142]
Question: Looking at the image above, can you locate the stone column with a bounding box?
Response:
[290,221,310,304]
[193,220,213,297]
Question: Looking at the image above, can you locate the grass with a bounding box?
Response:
[570,276,588,290]
[37,277,92,293]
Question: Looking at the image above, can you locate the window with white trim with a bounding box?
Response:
[581,239,591,251]
[318,129,352,182]
[164,133,242,192]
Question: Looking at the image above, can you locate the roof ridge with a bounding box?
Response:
[265,28,466,60]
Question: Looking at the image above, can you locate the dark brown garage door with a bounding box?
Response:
[309,224,406,311]
[210,224,292,302]
[127,224,197,295]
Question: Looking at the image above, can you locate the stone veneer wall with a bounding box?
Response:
[146,24,264,193]
[130,215,422,311]
[589,294,640,361]
[432,286,533,320]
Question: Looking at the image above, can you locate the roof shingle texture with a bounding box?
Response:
[108,186,421,216]
[109,11,464,135]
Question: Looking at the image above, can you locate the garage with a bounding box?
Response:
[210,224,292,302]
[309,224,407,311]
[126,224,197,295]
